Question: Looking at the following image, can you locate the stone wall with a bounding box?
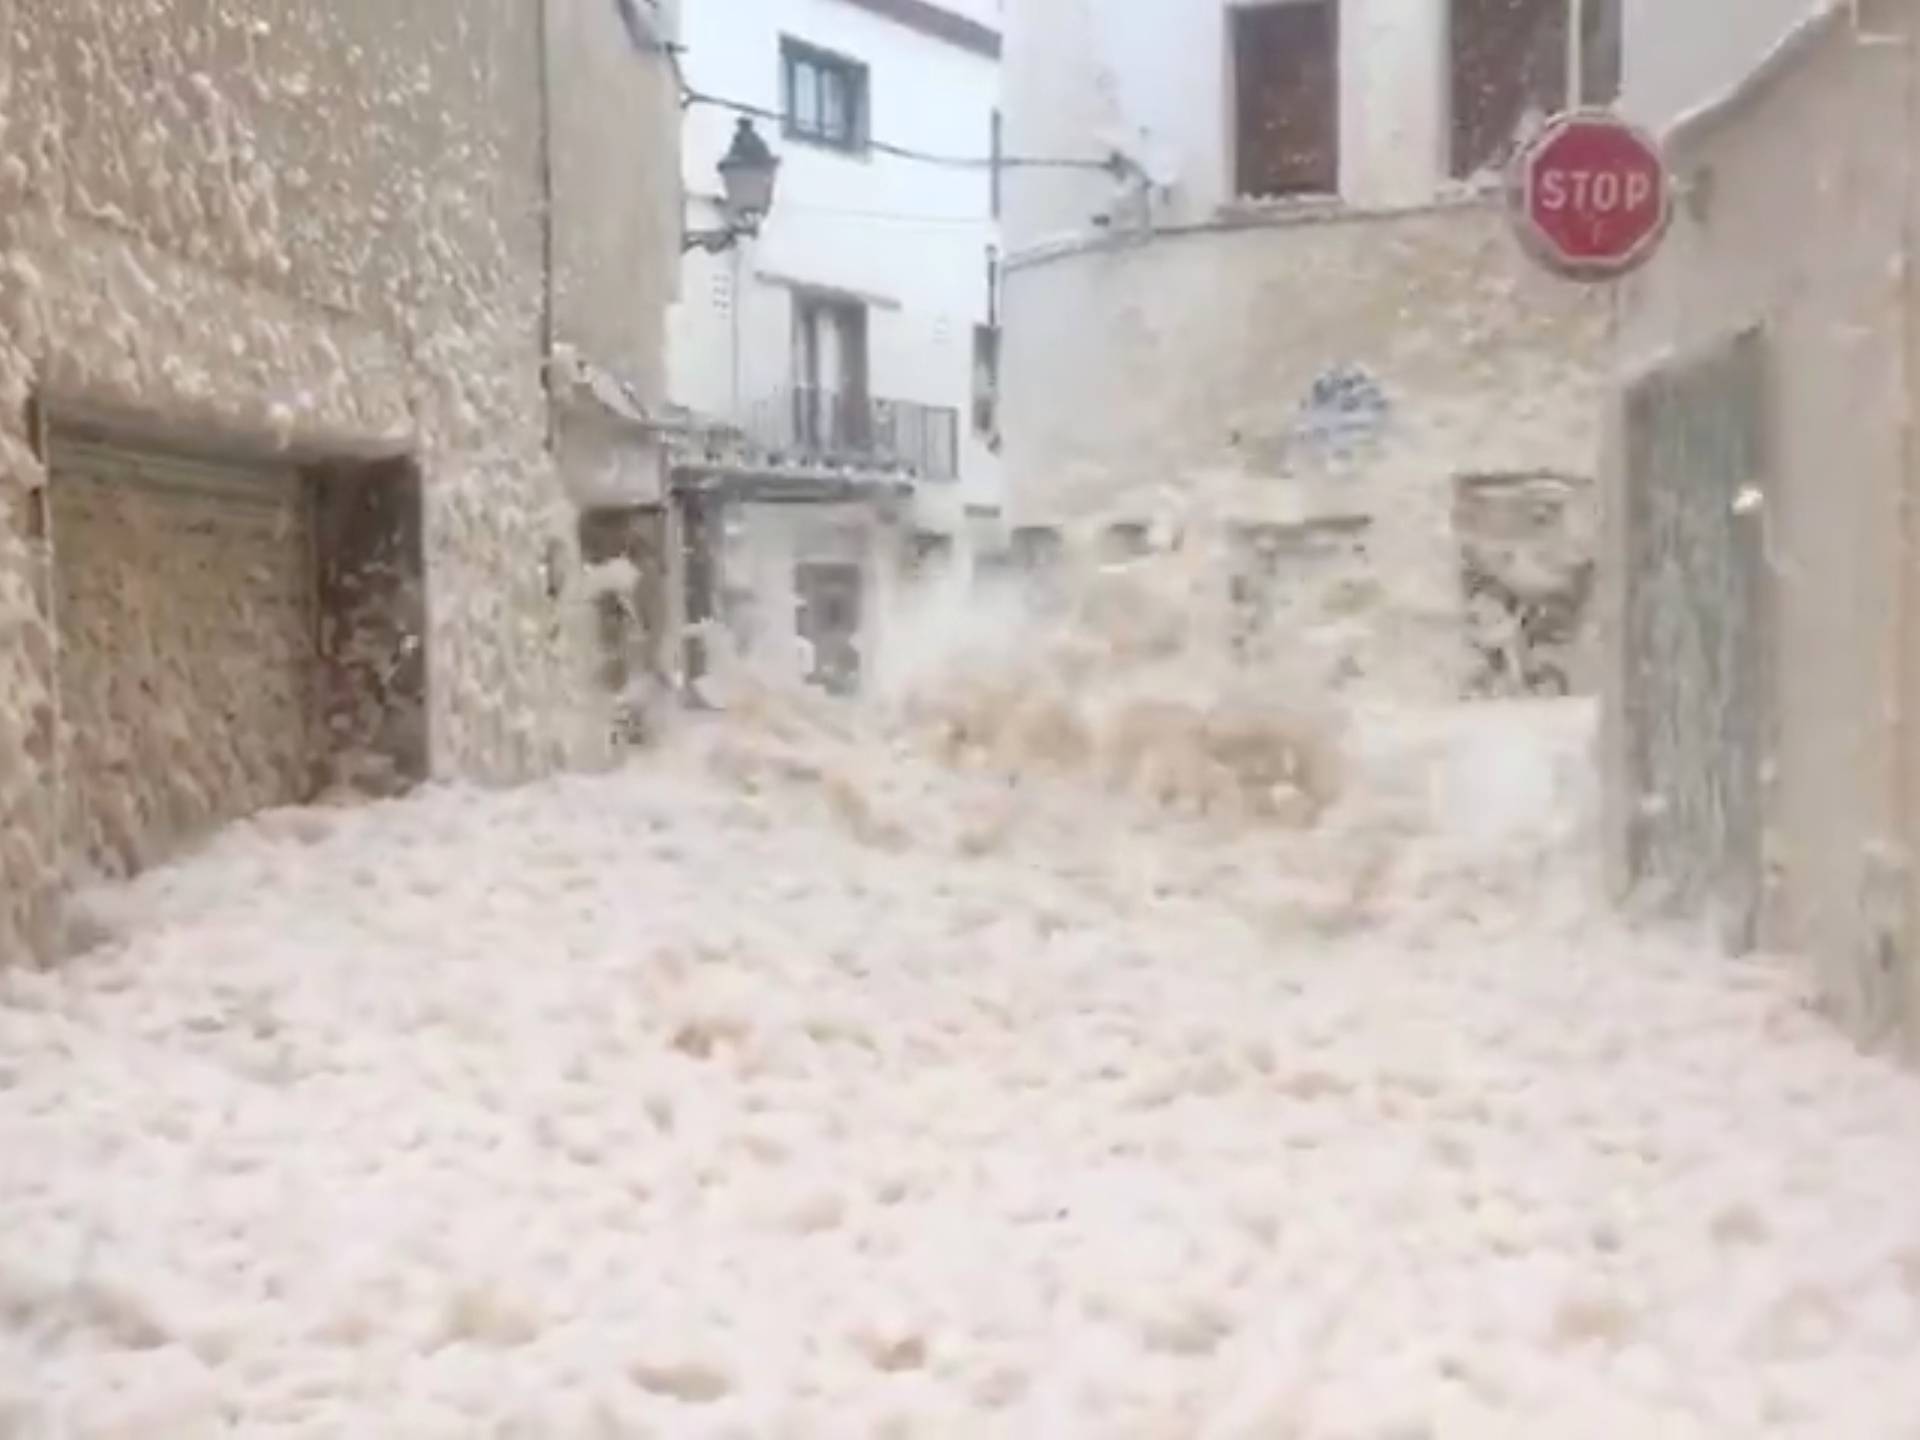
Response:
[549,0,682,511]
[1455,472,1598,698]
[0,0,678,958]
[1000,201,1609,700]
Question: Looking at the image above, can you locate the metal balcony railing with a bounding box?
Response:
[735,388,960,481]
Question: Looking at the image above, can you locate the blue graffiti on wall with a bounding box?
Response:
[1290,363,1391,460]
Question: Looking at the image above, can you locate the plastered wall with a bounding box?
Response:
[1000,203,1609,699]
[1606,13,1919,1049]
[1618,0,1827,129]
[1001,0,1452,248]
[667,0,1004,524]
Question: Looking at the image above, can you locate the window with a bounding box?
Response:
[1232,1,1340,200]
[1578,0,1623,111]
[1102,522,1151,561]
[792,293,870,450]
[909,531,956,580]
[1450,0,1622,180]
[972,324,1000,438]
[1010,526,1065,581]
[782,38,869,150]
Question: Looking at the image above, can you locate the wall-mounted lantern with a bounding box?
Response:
[684,119,780,254]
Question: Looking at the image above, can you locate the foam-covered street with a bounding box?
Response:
[6,698,1920,1437]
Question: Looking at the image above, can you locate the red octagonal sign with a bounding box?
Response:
[1510,111,1672,281]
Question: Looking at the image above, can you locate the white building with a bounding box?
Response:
[1000,0,1618,700]
[667,0,1004,692]
[1598,2,1920,1054]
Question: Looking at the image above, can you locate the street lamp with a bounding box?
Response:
[684,118,780,254]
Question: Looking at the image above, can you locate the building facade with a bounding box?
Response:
[1000,0,1615,700]
[1599,1,1920,1053]
[667,0,1004,693]
[0,0,682,958]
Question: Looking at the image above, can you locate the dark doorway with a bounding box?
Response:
[796,561,865,696]
[793,294,871,455]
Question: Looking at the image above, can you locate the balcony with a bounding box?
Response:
[733,388,960,482]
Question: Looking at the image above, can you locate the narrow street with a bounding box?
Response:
[9,0,1920,1435]
[6,696,1920,1437]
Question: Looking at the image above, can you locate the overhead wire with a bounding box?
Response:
[663,47,1128,178]
[777,199,996,227]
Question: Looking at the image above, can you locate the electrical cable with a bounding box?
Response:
[666,52,1126,177]
[778,200,994,227]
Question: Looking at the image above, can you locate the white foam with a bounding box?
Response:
[3,666,1919,1434]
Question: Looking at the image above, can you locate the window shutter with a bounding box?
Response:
[1233,2,1341,200]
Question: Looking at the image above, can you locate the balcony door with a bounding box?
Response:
[792,294,870,455]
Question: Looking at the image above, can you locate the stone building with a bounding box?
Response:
[999,0,1614,699]
[1599,1,1920,1053]
[0,0,681,958]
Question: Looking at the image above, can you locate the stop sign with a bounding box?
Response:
[1510,111,1672,281]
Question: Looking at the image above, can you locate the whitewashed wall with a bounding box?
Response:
[999,0,1610,704]
[669,0,1004,533]
[1603,7,1920,1051]
[1003,0,1453,251]
[1618,0,1827,128]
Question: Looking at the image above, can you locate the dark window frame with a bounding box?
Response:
[1578,0,1623,109]
[791,290,872,452]
[1449,0,1622,180]
[780,36,871,153]
[1230,0,1342,202]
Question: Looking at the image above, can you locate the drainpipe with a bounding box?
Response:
[24,395,63,958]
[729,243,743,416]
[1897,10,1920,1053]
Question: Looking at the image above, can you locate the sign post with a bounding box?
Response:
[1508,111,1673,281]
